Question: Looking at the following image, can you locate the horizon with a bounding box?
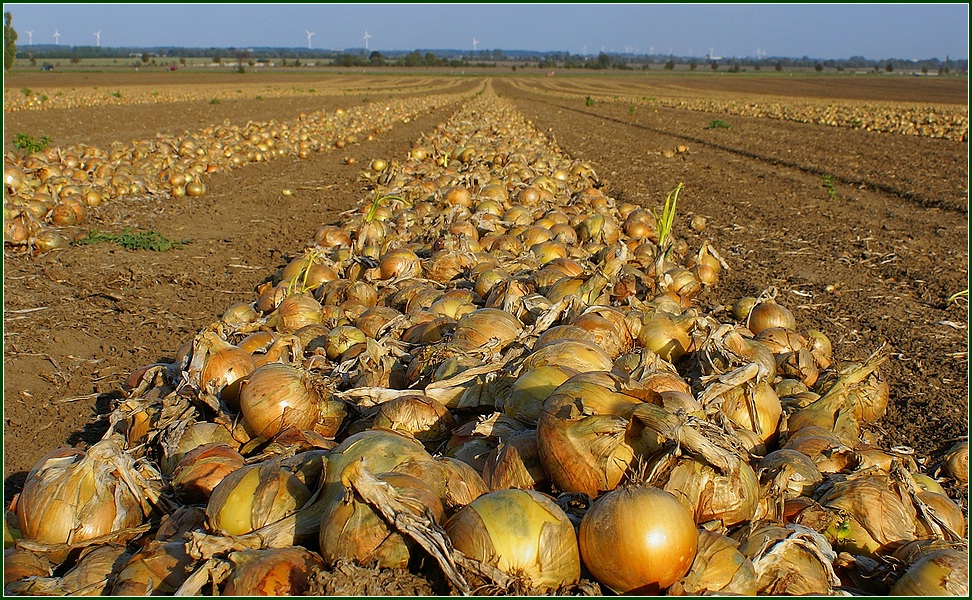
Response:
[3,4,968,62]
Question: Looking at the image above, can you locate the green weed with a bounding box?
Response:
[707,119,731,129]
[13,133,51,153]
[585,96,595,107]
[823,175,837,201]
[210,98,221,105]
[73,229,190,252]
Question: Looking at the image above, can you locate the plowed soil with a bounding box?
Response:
[3,71,969,575]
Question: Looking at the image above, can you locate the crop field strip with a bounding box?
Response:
[503,84,966,213]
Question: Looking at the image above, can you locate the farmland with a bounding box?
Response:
[3,70,969,594]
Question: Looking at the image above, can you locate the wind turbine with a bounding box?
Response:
[25,30,33,45]
[52,30,60,45]
[472,38,479,52]
[306,30,315,49]
[93,30,101,47]
[362,30,371,50]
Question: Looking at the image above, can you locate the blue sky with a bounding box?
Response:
[3,3,968,60]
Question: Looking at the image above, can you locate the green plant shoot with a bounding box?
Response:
[655,182,683,248]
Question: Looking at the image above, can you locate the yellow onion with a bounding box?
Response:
[746,299,797,334]
[445,489,580,592]
[668,528,758,596]
[16,437,151,547]
[450,308,523,352]
[718,380,783,445]
[171,443,246,504]
[324,325,367,360]
[758,449,823,499]
[782,425,858,474]
[521,338,614,373]
[273,293,323,332]
[222,302,259,327]
[354,306,403,338]
[663,455,760,528]
[481,430,547,491]
[206,459,312,536]
[571,311,631,359]
[940,440,969,483]
[536,374,645,496]
[196,332,255,409]
[503,365,578,424]
[319,471,443,569]
[735,522,839,595]
[223,547,326,595]
[371,394,457,443]
[890,547,969,596]
[6,544,131,596]
[238,363,323,438]
[110,540,195,595]
[379,247,423,279]
[580,483,698,594]
[159,421,239,475]
[637,311,694,362]
[818,474,918,556]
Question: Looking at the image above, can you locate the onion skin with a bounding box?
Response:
[579,484,698,594]
[206,461,312,537]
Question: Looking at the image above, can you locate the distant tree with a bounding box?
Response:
[141,52,150,63]
[884,61,893,72]
[179,56,187,65]
[774,61,783,72]
[814,62,823,72]
[4,11,17,71]
[835,65,844,72]
[236,49,249,73]
[70,56,81,64]
[754,63,761,71]
[368,50,384,66]
[594,52,611,69]
[710,61,718,70]
[689,60,697,71]
[492,48,505,61]
[213,54,222,64]
[664,58,675,70]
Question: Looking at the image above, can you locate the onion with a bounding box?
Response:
[371,394,457,443]
[536,373,645,496]
[272,292,323,332]
[238,363,322,438]
[580,483,699,594]
[171,442,246,504]
[481,430,547,491]
[450,307,523,352]
[890,548,969,595]
[223,547,326,595]
[818,473,918,557]
[379,247,423,279]
[521,338,614,373]
[206,460,312,536]
[445,489,580,592]
[196,331,255,409]
[503,365,577,424]
[746,299,797,334]
[16,437,151,548]
[319,471,443,569]
[668,528,758,596]
[110,540,195,595]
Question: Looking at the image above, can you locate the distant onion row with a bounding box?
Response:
[2,76,464,112]
[4,86,967,596]
[3,91,465,255]
[510,78,969,141]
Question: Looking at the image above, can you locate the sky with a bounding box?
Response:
[3,3,968,61]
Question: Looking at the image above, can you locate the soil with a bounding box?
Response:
[3,71,969,592]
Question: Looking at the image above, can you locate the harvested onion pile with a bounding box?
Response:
[4,88,968,597]
[3,92,462,255]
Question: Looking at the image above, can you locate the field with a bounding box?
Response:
[3,69,969,594]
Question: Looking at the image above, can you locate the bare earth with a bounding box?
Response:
[3,70,969,589]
